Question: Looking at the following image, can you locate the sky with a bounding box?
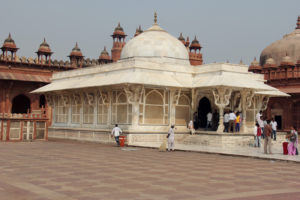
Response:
[0,0,300,65]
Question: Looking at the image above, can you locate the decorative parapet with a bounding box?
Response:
[0,112,48,120]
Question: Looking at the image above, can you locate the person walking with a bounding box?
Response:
[206,111,212,130]
[264,120,272,154]
[235,112,241,133]
[224,111,229,132]
[111,124,122,146]
[228,110,236,133]
[167,125,175,151]
[270,118,277,141]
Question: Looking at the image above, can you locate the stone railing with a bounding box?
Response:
[0,55,99,69]
[0,111,48,142]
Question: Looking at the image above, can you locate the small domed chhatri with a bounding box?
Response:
[38,38,52,53]
[36,38,53,65]
[2,33,17,49]
[134,26,143,37]
[99,46,111,61]
[248,57,262,73]
[190,36,201,48]
[280,53,294,66]
[69,42,83,57]
[178,33,185,44]
[113,22,125,36]
[1,33,19,61]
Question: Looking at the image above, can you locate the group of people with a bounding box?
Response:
[111,123,176,152]
[223,110,241,133]
[253,119,273,154]
[253,111,298,156]
[193,111,219,131]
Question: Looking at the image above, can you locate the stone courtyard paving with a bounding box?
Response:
[0,140,300,200]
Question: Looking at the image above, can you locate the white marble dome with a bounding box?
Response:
[120,24,190,65]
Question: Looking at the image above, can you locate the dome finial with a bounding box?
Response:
[154,11,157,24]
[240,58,243,64]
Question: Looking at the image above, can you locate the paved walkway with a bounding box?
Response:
[132,140,300,163]
[1,140,300,200]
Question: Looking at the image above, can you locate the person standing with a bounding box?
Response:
[188,120,195,135]
[235,112,241,133]
[228,110,236,133]
[288,126,298,155]
[258,116,265,139]
[264,120,272,154]
[256,111,262,123]
[111,124,122,146]
[253,123,262,147]
[167,125,175,151]
[270,118,277,141]
[206,111,212,130]
[224,111,229,132]
[256,123,262,147]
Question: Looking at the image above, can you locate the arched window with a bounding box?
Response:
[140,89,169,125]
[83,95,94,124]
[175,95,191,125]
[39,95,46,108]
[71,97,81,124]
[11,94,31,114]
[97,94,108,124]
[54,96,68,123]
[112,91,132,124]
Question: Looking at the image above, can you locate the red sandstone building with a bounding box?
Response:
[249,16,300,131]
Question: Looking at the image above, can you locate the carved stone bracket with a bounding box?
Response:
[123,84,144,104]
[84,92,95,105]
[212,87,232,108]
[73,93,81,105]
[261,96,270,111]
[212,87,232,133]
[98,90,111,105]
[241,89,255,110]
[172,89,182,105]
[61,94,70,106]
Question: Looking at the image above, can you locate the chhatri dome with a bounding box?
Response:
[120,12,190,65]
[260,16,300,66]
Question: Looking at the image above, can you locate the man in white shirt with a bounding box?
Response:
[228,110,236,133]
[270,118,277,141]
[206,112,213,129]
[111,124,122,146]
[256,111,262,123]
[224,111,230,132]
